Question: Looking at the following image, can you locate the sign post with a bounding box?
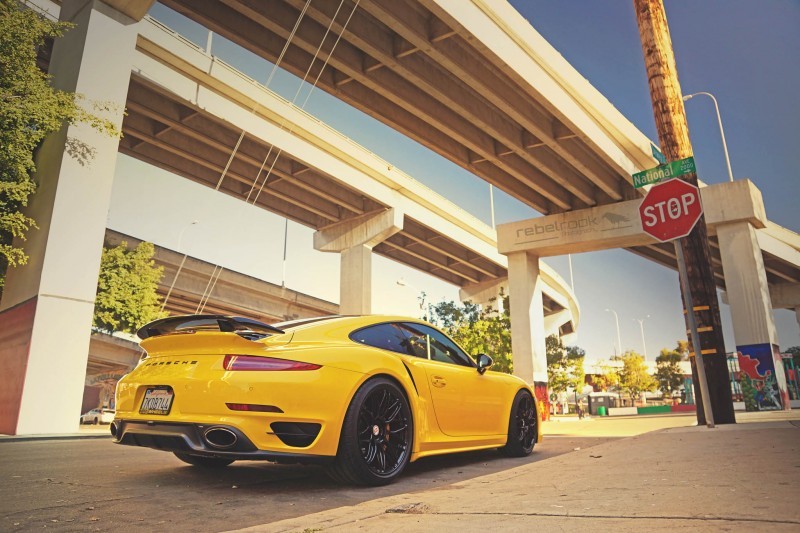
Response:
[634,0,735,425]
[637,178,714,426]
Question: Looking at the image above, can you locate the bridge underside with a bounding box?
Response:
[152,0,798,290]
[121,76,569,314]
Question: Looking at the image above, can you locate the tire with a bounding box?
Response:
[93,418,99,425]
[327,378,413,486]
[173,452,235,468]
[500,389,537,457]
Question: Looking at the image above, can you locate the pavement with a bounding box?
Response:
[230,410,800,532]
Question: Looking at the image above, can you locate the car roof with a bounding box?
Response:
[275,315,426,331]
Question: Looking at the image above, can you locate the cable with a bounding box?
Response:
[196,0,362,314]
[251,0,361,206]
[191,1,314,313]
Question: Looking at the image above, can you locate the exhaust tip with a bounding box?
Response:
[204,427,238,449]
[109,422,118,438]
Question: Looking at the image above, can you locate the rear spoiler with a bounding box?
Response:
[136,315,285,340]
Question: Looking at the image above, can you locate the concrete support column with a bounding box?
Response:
[0,0,140,434]
[717,221,791,411]
[506,252,548,402]
[339,244,373,314]
[314,208,403,315]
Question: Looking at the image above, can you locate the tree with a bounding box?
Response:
[93,241,166,334]
[616,351,657,404]
[592,360,620,392]
[0,0,119,292]
[546,334,585,395]
[786,346,800,369]
[654,347,684,398]
[429,295,512,374]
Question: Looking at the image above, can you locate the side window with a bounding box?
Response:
[399,323,474,367]
[350,323,409,355]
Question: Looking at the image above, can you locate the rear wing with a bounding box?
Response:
[136,315,285,340]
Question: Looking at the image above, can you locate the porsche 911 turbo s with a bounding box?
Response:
[112,314,541,485]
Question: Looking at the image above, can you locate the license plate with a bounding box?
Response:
[140,387,174,415]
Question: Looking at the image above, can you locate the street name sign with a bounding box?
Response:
[633,156,696,188]
[638,178,703,242]
[651,144,666,164]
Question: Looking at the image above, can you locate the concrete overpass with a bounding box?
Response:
[123,2,799,393]
[1,0,797,434]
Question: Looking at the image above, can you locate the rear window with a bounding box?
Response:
[350,323,410,355]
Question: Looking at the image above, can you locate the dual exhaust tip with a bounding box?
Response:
[109,422,238,449]
[203,427,238,449]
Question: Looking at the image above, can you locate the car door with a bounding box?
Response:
[397,323,507,437]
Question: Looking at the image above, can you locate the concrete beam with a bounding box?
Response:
[314,209,403,315]
[769,283,800,310]
[458,277,507,311]
[722,282,800,311]
[313,208,403,252]
[101,0,155,21]
[544,309,572,337]
[498,180,767,257]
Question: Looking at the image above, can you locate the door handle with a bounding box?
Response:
[431,376,446,388]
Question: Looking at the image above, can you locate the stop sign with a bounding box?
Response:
[639,178,703,242]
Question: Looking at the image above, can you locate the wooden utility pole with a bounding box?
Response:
[633,0,735,424]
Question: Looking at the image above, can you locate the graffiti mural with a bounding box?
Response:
[736,343,791,411]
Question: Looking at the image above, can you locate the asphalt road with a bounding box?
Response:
[0,433,614,532]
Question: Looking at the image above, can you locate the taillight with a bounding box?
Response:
[222,355,321,371]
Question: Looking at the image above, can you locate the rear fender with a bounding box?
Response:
[333,363,427,457]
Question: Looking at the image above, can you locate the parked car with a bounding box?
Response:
[80,408,115,425]
[112,314,541,485]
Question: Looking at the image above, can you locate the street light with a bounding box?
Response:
[682,92,734,183]
[160,220,199,313]
[397,278,432,321]
[635,315,650,360]
[605,308,622,356]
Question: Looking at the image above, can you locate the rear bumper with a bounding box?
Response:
[111,419,334,465]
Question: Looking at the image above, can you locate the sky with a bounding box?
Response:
[109,1,799,364]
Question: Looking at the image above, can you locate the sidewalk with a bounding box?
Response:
[0,426,110,442]
[232,411,800,532]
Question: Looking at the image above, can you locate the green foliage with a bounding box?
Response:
[654,347,685,396]
[0,0,119,291]
[429,296,512,374]
[93,241,166,334]
[615,351,657,402]
[546,334,585,394]
[786,346,800,369]
[428,296,480,329]
[740,374,757,411]
[592,360,620,392]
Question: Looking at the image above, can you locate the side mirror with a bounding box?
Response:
[476,353,493,375]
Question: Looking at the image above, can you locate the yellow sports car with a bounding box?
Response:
[112,315,540,485]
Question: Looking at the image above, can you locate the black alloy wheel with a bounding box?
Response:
[501,389,537,457]
[328,378,413,485]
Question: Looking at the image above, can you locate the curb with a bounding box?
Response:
[0,432,112,443]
